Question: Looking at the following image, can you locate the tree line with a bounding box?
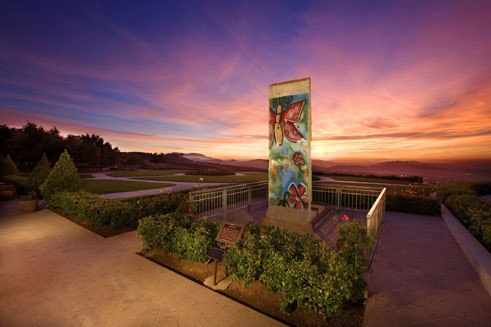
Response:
[0,122,121,171]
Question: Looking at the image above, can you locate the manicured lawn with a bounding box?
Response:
[107,169,190,177]
[135,171,268,183]
[79,173,95,179]
[82,179,175,194]
[327,174,413,185]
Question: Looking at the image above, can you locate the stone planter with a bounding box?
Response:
[0,184,16,200]
[19,199,38,214]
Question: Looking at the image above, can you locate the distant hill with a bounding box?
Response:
[119,151,491,181]
[182,153,222,163]
[316,160,491,182]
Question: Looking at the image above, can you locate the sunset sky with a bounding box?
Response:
[1,0,490,161]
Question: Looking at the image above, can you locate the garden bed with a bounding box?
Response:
[51,207,136,237]
[141,248,364,327]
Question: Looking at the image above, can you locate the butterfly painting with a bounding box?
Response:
[269,100,306,148]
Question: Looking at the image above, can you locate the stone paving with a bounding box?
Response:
[3,200,491,326]
[363,211,491,326]
[0,208,283,327]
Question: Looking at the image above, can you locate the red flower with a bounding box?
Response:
[287,183,310,209]
[292,152,305,166]
[342,214,350,221]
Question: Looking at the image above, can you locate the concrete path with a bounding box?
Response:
[363,211,491,326]
[91,172,231,199]
[0,209,283,327]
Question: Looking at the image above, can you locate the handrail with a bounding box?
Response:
[366,188,386,219]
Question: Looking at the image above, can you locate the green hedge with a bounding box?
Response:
[471,181,491,196]
[437,182,476,201]
[138,213,220,262]
[138,213,372,319]
[445,194,491,251]
[225,222,371,317]
[1,174,27,194]
[386,194,440,216]
[48,191,181,228]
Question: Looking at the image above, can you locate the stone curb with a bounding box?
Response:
[441,204,491,296]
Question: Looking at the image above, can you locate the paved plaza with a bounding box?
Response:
[363,212,491,326]
[0,208,283,327]
[2,201,491,326]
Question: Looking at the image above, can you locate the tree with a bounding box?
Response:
[26,153,51,196]
[0,154,19,176]
[40,150,82,201]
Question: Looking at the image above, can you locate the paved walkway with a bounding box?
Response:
[363,211,491,326]
[91,172,231,199]
[0,208,283,327]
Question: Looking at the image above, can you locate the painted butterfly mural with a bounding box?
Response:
[269,99,306,148]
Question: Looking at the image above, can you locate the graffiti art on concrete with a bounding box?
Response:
[268,92,310,210]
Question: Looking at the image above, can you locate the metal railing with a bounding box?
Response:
[189,182,386,237]
[366,188,387,237]
[312,185,381,211]
[189,181,268,218]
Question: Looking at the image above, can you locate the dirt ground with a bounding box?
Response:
[143,249,364,327]
[51,207,135,237]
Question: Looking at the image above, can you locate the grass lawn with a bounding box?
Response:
[107,169,189,177]
[82,179,175,194]
[326,174,413,185]
[135,171,268,183]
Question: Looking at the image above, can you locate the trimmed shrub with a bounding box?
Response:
[1,174,27,194]
[49,191,131,226]
[437,182,476,201]
[471,181,491,196]
[26,153,51,196]
[123,192,182,218]
[386,194,441,216]
[49,191,182,228]
[224,222,371,318]
[137,213,220,262]
[0,155,19,176]
[40,150,81,201]
[138,216,372,318]
[445,194,491,250]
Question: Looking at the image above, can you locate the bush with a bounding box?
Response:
[26,153,51,196]
[122,192,182,218]
[137,212,220,262]
[0,154,19,176]
[386,194,441,216]
[1,174,27,194]
[40,150,81,201]
[437,182,476,201]
[49,191,182,228]
[445,194,491,250]
[138,215,372,318]
[224,222,371,318]
[49,191,131,226]
[471,181,491,196]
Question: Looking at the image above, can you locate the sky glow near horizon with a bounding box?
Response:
[1,0,490,161]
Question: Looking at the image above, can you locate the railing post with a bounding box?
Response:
[247,185,252,211]
[336,188,341,210]
[222,189,227,219]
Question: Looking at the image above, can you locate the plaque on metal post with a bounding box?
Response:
[215,222,244,245]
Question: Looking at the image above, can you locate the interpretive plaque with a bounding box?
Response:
[215,223,244,244]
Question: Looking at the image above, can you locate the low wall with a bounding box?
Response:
[441,204,491,296]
